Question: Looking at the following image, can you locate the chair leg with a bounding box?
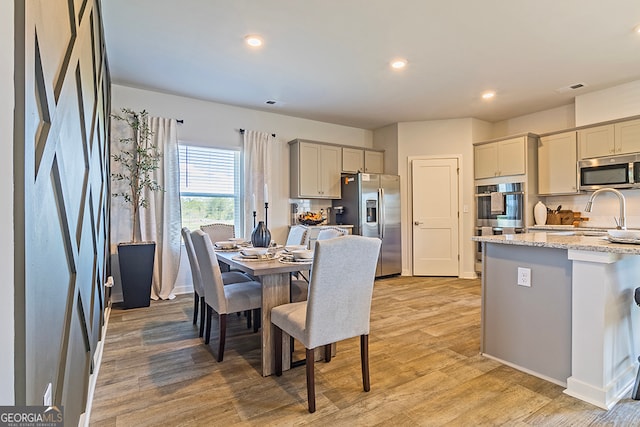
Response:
[275,326,283,376]
[252,308,260,333]
[306,348,316,413]
[246,310,252,329]
[360,334,370,392]
[193,292,199,325]
[199,297,206,338]
[324,344,332,362]
[204,305,213,345]
[217,314,227,362]
[632,355,640,400]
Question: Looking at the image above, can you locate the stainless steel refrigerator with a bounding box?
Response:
[333,173,401,277]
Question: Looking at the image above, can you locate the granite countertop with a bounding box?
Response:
[472,232,640,255]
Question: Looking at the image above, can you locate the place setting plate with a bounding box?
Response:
[606,229,640,245]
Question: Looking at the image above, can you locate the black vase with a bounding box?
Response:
[251,221,271,247]
[117,242,156,309]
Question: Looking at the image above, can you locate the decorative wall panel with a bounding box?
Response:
[19,0,110,425]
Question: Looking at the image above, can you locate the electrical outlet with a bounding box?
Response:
[517,267,531,287]
[43,382,52,406]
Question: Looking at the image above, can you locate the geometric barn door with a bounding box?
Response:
[17,1,110,424]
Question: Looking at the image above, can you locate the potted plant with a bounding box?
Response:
[111,108,163,308]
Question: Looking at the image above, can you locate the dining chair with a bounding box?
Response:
[290,226,348,303]
[272,235,381,413]
[286,224,309,247]
[200,222,235,242]
[191,229,262,361]
[200,222,240,273]
[182,227,253,337]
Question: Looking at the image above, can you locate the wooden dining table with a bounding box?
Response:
[215,249,311,376]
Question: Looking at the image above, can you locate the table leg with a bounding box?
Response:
[260,272,291,376]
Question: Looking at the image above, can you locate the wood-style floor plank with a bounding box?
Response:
[89,276,640,426]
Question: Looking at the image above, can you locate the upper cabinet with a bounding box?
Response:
[341,147,384,173]
[538,131,578,195]
[364,150,384,173]
[290,140,342,199]
[474,136,526,179]
[342,147,364,173]
[578,118,640,159]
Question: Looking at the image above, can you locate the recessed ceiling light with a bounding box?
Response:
[482,91,496,100]
[390,59,407,70]
[245,35,263,47]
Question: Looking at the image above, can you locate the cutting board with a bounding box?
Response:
[546,210,574,225]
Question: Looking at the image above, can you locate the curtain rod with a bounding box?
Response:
[239,128,276,138]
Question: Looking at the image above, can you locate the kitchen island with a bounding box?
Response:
[472,232,640,409]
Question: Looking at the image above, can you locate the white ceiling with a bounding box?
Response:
[102,0,640,130]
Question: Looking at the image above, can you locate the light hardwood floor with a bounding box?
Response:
[90,276,640,426]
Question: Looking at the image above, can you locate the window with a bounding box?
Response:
[178,144,242,234]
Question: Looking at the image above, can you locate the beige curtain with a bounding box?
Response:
[242,130,273,240]
[139,116,182,300]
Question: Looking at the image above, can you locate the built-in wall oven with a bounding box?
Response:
[474,182,525,271]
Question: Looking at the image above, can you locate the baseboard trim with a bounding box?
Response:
[79,302,112,426]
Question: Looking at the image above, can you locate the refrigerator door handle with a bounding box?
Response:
[378,187,384,239]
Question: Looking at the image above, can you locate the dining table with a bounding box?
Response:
[215,249,312,376]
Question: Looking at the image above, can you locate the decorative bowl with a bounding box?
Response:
[292,249,314,260]
[299,218,325,225]
[215,241,236,249]
[242,247,269,256]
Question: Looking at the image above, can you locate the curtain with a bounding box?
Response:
[139,116,182,300]
[243,130,273,240]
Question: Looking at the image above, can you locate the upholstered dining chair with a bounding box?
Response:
[200,222,235,242]
[200,222,239,273]
[182,227,253,337]
[286,224,309,247]
[315,226,348,241]
[272,235,382,413]
[290,226,348,303]
[191,230,262,361]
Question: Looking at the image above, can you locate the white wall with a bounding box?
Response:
[373,123,398,174]
[396,118,482,279]
[111,84,374,295]
[1,0,15,405]
[575,80,640,126]
[491,104,576,139]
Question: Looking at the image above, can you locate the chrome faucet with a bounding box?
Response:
[584,188,627,229]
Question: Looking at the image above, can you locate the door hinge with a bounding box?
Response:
[458,254,460,260]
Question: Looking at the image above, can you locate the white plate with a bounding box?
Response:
[607,229,640,240]
[607,236,640,245]
[232,253,280,261]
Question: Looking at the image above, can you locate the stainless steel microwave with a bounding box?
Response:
[578,153,640,190]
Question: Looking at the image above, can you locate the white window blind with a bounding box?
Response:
[179,145,239,196]
[178,144,242,233]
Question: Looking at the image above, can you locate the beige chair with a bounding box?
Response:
[272,235,381,413]
[200,222,235,242]
[286,224,309,247]
[290,226,348,303]
[315,226,348,240]
[191,230,262,361]
[182,227,253,337]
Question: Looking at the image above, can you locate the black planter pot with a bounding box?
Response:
[117,242,156,309]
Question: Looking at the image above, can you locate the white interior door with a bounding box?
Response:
[412,158,459,276]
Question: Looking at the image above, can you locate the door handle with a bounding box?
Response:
[414,221,423,226]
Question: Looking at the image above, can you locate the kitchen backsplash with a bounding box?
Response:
[541,190,640,229]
